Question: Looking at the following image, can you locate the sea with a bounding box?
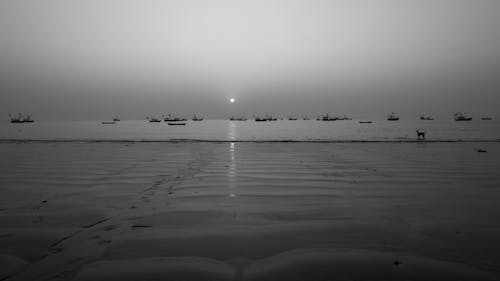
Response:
[1,119,499,142]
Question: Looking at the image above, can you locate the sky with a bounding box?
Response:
[1,0,500,120]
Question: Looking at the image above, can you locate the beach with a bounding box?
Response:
[1,141,500,280]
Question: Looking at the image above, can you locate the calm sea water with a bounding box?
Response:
[1,119,499,141]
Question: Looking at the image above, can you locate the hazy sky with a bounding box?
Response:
[1,0,500,120]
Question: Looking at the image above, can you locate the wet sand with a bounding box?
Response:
[1,141,500,280]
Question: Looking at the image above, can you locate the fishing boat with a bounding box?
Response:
[148,117,161,122]
[8,113,23,123]
[254,116,267,122]
[302,117,310,120]
[359,121,373,124]
[229,116,247,121]
[387,112,399,121]
[288,116,298,120]
[481,117,492,120]
[454,112,472,121]
[8,113,34,123]
[192,115,204,121]
[163,114,187,122]
[337,115,352,120]
[101,121,115,124]
[168,122,186,126]
[112,116,120,122]
[420,115,434,120]
[23,115,34,123]
[321,114,337,121]
[266,115,278,121]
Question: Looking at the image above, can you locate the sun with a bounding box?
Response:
[230,98,235,103]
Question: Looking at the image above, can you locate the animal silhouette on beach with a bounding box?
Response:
[416,129,426,140]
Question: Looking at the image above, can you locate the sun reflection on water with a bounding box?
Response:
[228,142,236,197]
[228,121,237,141]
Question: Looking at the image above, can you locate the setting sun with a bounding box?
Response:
[230,98,235,103]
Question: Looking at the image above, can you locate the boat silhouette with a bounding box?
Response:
[229,116,247,121]
[454,112,472,121]
[163,114,187,122]
[192,115,204,121]
[387,112,399,121]
[8,113,34,123]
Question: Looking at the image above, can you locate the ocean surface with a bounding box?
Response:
[1,119,499,141]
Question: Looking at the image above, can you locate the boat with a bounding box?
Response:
[112,116,120,122]
[148,117,161,122]
[302,117,310,120]
[387,112,399,121]
[266,115,278,121]
[338,115,352,120]
[101,121,116,124]
[420,115,434,120]
[254,116,267,122]
[229,116,247,121]
[321,114,337,121]
[288,116,298,121]
[359,121,373,124]
[168,122,186,126]
[192,115,204,121]
[454,112,472,121]
[9,113,34,123]
[23,115,35,123]
[481,117,492,120]
[9,113,23,123]
[163,114,187,122]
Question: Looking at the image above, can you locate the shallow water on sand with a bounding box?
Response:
[1,142,500,280]
[1,119,500,141]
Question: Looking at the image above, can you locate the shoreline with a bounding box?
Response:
[1,138,500,144]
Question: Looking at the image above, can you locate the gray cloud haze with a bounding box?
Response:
[1,0,500,120]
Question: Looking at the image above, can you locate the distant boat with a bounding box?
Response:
[8,113,34,123]
[420,115,434,120]
[266,115,278,121]
[359,121,373,124]
[23,115,34,123]
[112,117,120,122]
[288,116,298,120]
[321,114,337,121]
[229,116,247,121]
[192,115,203,121]
[454,112,472,121]
[481,117,493,120]
[338,116,352,120]
[9,113,23,123]
[101,121,115,124]
[254,116,267,122]
[148,117,161,122]
[387,112,399,121]
[302,117,310,120]
[168,122,186,126]
[164,114,187,122]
